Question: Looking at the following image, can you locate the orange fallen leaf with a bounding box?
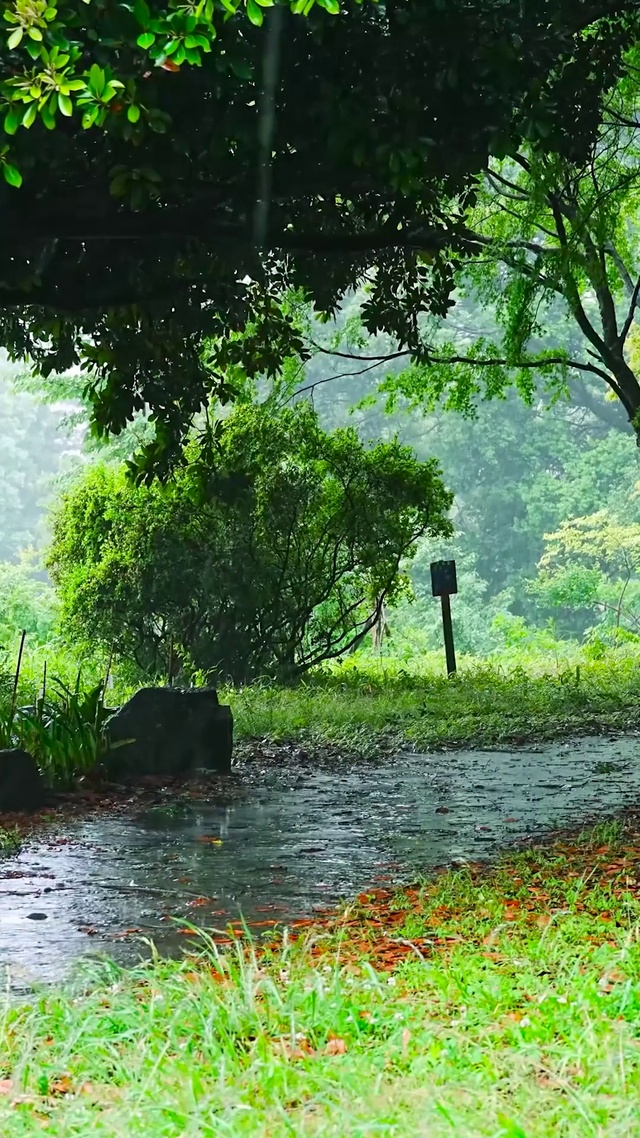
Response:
[276,1037,316,1061]
[598,968,627,993]
[0,1079,13,1096]
[49,1076,73,1096]
[325,1036,347,1056]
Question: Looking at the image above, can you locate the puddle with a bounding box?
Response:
[1,735,639,988]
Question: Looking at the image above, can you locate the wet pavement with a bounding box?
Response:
[1,734,640,988]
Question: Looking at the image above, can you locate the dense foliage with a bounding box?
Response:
[0,0,637,474]
[48,402,452,682]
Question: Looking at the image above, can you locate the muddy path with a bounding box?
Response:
[1,734,639,989]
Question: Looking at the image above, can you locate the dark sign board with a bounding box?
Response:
[430,559,458,597]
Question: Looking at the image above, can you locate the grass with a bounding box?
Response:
[2,821,640,1134]
[1,639,640,784]
[228,649,640,754]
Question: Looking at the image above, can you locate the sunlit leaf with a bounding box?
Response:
[3,163,22,188]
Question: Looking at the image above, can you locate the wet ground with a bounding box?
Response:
[1,734,640,989]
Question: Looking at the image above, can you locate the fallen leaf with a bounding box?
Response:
[276,1037,316,1061]
[49,1076,73,1096]
[534,914,553,929]
[0,1079,13,1096]
[325,1036,347,1056]
[598,967,627,993]
[401,1028,412,1057]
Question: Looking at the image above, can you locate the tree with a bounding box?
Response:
[0,359,77,559]
[532,509,640,641]
[0,553,58,644]
[379,57,640,439]
[0,0,637,475]
[48,401,452,681]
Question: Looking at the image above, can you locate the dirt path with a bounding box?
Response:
[1,734,639,989]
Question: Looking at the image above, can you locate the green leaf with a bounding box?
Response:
[3,162,22,188]
[82,107,99,128]
[246,0,264,25]
[7,27,23,49]
[89,63,105,95]
[58,92,73,116]
[27,26,43,41]
[137,31,155,48]
[318,0,339,11]
[133,0,151,24]
[3,110,20,136]
[22,102,37,128]
[127,103,141,123]
[41,103,56,129]
[255,0,274,6]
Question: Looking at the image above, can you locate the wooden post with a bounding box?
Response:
[440,593,457,676]
[430,560,458,678]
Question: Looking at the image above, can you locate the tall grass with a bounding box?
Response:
[227,648,640,752]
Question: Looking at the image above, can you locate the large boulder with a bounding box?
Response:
[105,687,233,779]
[0,749,46,812]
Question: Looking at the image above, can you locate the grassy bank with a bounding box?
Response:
[1,820,640,1135]
[229,649,640,754]
[1,642,640,784]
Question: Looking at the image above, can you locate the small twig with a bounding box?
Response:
[11,630,26,717]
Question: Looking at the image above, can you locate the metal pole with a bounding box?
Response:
[440,594,457,676]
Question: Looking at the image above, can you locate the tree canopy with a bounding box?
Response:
[376,53,640,437]
[1,0,638,474]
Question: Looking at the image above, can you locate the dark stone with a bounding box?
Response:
[0,749,46,812]
[105,687,233,780]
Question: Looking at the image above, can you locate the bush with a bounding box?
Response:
[48,402,453,683]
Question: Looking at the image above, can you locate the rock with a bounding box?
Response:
[0,749,46,812]
[105,687,233,780]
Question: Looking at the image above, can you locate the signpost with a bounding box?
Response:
[430,559,458,676]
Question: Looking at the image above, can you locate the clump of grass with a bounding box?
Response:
[0,826,20,855]
[0,666,113,790]
[2,823,640,1135]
